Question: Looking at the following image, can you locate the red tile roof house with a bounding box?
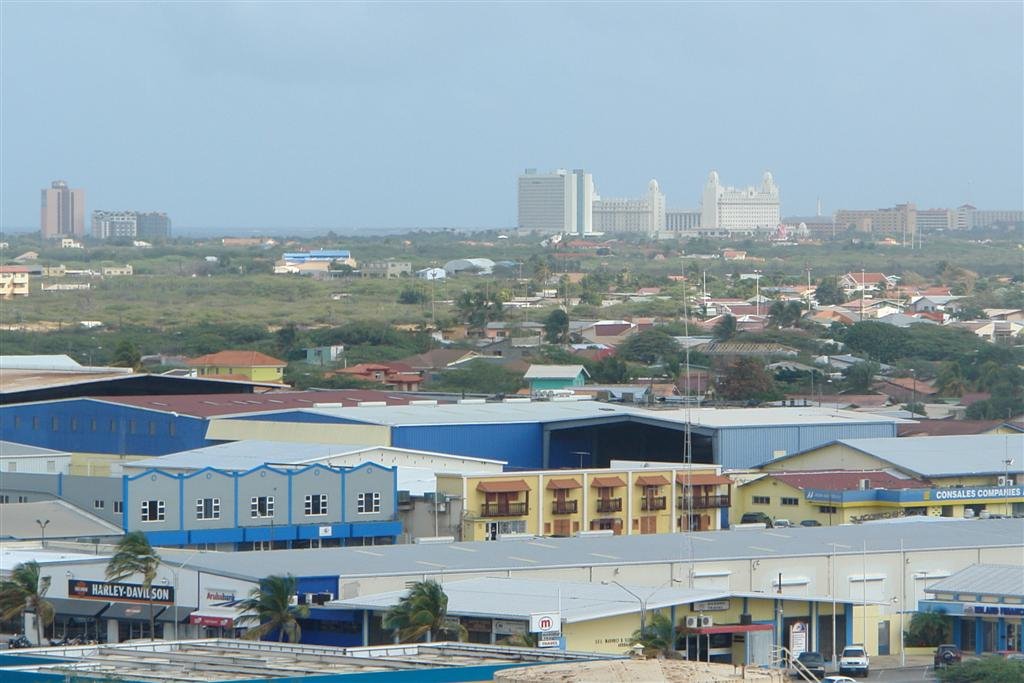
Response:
[872,376,939,403]
[331,363,423,391]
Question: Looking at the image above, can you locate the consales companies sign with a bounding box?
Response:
[930,486,1022,501]
[69,579,174,605]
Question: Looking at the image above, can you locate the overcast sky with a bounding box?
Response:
[2,1,1021,231]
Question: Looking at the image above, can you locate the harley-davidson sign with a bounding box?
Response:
[69,579,174,605]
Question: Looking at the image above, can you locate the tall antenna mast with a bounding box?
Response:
[680,257,695,588]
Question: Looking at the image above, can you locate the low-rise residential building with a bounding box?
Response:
[838,272,897,296]
[101,264,133,277]
[186,350,287,383]
[0,267,30,298]
[331,363,423,391]
[436,464,733,541]
[523,364,589,393]
[361,259,412,278]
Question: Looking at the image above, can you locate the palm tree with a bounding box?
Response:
[382,580,466,643]
[629,611,677,658]
[935,361,967,397]
[237,574,309,643]
[0,561,54,645]
[106,531,161,641]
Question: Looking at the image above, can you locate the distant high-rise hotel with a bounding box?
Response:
[40,180,85,239]
[92,210,172,240]
[518,169,593,235]
[700,171,780,235]
[592,179,666,236]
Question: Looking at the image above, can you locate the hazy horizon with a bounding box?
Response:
[2,2,1022,232]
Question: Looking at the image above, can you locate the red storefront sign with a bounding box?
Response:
[189,614,233,628]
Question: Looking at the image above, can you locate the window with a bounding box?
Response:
[70,417,78,432]
[148,421,156,436]
[94,499,104,510]
[305,494,328,516]
[32,416,40,430]
[90,418,97,432]
[46,460,56,473]
[128,419,137,434]
[13,415,20,429]
[752,496,770,505]
[51,416,60,431]
[357,492,381,514]
[781,497,799,506]
[168,421,176,437]
[17,496,27,503]
[140,499,165,522]
[818,505,837,514]
[113,501,123,513]
[250,496,275,518]
[196,497,220,520]
[7,462,16,473]
[110,418,117,432]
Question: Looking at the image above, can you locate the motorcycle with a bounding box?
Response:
[7,634,33,649]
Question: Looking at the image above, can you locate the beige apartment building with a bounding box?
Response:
[435,464,733,541]
[835,203,916,241]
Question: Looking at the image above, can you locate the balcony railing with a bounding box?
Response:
[678,495,731,509]
[641,496,667,511]
[596,498,623,513]
[480,502,528,517]
[551,500,578,515]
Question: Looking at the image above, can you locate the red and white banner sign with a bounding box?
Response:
[190,614,233,628]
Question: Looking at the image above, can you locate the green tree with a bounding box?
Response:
[936,656,1024,683]
[275,323,299,359]
[428,359,524,395]
[382,580,466,643]
[712,314,737,341]
[0,561,54,645]
[716,357,781,402]
[617,329,682,366]
[543,308,570,344]
[843,322,907,363]
[398,287,427,305]
[814,277,846,306]
[499,631,538,648]
[106,531,161,641]
[934,362,968,397]
[238,574,310,642]
[455,288,504,330]
[904,611,952,646]
[589,356,632,384]
[111,339,142,370]
[843,360,881,393]
[629,612,677,657]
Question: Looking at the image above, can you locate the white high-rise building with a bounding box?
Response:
[518,169,593,235]
[592,179,666,237]
[700,170,780,234]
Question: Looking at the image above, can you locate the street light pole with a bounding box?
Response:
[36,519,50,546]
[604,580,647,633]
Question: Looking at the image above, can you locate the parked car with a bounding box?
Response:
[739,512,773,527]
[800,520,822,527]
[774,518,794,528]
[793,651,826,678]
[839,645,870,677]
[934,644,962,668]
[822,677,857,683]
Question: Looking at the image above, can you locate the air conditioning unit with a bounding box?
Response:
[685,616,699,629]
[435,502,447,513]
[700,615,713,628]
[310,592,334,605]
[859,479,872,491]
[998,476,1014,487]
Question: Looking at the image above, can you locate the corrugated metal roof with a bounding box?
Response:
[524,365,588,380]
[0,440,70,457]
[102,390,425,417]
[776,434,1024,477]
[0,501,124,539]
[175,518,1023,583]
[925,564,1024,598]
[288,403,906,429]
[329,577,727,623]
[127,441,505,473]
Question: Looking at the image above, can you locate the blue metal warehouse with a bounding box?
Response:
[218,403,904,469]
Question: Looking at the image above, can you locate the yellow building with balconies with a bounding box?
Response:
[436,465,734,542]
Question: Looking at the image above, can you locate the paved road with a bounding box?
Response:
[866,665,937,682]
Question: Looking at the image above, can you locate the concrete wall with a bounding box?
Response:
[206,419,390,446]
